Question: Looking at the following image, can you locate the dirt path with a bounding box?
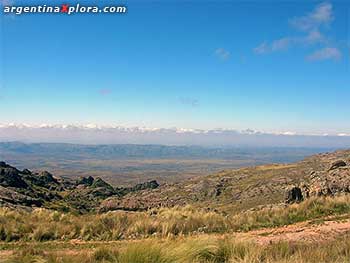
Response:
[238,217,350,245]
[1,217,350,260]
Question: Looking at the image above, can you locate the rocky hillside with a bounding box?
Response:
[100,149,350,213]
[0,161,158,213]
[1,149,349,213]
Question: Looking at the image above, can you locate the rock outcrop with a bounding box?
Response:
[77,176,94,186]
[131,180,159,191]
[329,160,347,171]
[286,159,350,203]
[0,161,160,213]
[0,164,28,188]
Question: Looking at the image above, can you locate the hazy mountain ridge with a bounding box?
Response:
[0,142,330,160]
[0,142,332,186]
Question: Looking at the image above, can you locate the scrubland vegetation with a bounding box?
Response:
[1,195,350,262]
[2,234,350,263]
[1,195,350,242]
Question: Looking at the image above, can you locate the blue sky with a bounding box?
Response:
[1,0,349,134]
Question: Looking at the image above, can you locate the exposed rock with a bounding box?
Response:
[91,177,113,190]
[0,186,42,207]
[212,181,225,197]
[77,176,94,186]
[0,162,165,212]
[0,166,28,188]
[131,180,159,191]
[38,171,59,184]
[22,169,32,175]
[296,159,350,198]
[308,167,350,196]
[0,162,10,168]
[99,197,146,212]
[299,183,310,199]
[329,160,347,171]
[22,171,60,189]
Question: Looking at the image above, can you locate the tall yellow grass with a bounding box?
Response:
[0,195,350,242]
[3,234,350,262]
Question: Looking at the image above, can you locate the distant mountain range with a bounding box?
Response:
[0,141,331,161]
[0,142,334,186]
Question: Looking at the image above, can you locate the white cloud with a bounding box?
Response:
[306,47,342,61]
[271,37,292,51]
[304,30,325,44]
[337,133,350,137]
[1,123,350,147]
[254,38,292,54]
[0,123,349,137]
[289,2,333,32]
[214,48,230,60]
[253,42,269,54]
[278,131,297,136]
[311,2,333,23]
[253,2,338,58]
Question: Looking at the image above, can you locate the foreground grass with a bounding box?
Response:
[1,196,350,262]
[1,195,350,242]
[2,234,350,263]
[231,194,350,231]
